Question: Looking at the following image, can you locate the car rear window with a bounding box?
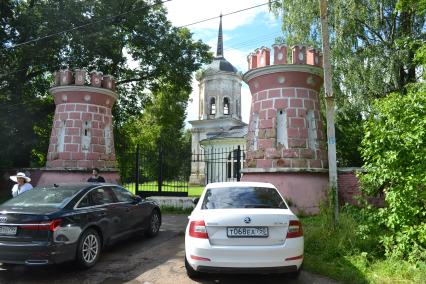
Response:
[201,187,287,209]
[2,186,82,208]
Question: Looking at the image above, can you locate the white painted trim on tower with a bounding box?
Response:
[243,64,324,82]
[49,85,119,100]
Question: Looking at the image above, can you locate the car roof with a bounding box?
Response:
[205,182,277,189]
[33,182,120,190]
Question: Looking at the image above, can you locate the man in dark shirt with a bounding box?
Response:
[87,168,106,182]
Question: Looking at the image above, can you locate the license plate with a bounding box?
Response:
[0,226,17,236]
[227,227,268,238]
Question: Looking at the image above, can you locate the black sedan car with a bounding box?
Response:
[0,183,161,268]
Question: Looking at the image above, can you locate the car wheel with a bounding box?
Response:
[185,256,202,279]
[145,209,161,237]
[76,228,101,269]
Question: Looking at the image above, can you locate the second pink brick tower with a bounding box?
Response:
[242,44,329,213]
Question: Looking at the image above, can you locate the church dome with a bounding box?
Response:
[205,56,238,73]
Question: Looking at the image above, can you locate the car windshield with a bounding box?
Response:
[2,185,83,208]
[201,187,287,209]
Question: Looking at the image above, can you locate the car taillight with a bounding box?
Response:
[189,220,208,239]
[286,220,303,238]
[20,219,62,232]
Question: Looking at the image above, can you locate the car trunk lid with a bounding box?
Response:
[201,209,295,246]
[0,209,58,242]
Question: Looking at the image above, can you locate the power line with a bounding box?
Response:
[1,1,279,79]
[225,33,282,51]
[6,0,173,50]
[0,0,283,112]
[179,1,276,28]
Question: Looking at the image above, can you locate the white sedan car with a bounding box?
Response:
[185,182,303,278]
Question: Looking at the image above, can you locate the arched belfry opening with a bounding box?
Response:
[223,97,230,115]
[210,97,216,115]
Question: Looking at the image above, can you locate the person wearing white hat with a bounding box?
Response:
[10,172,33,197]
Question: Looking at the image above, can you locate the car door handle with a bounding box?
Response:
[97,212,107,216]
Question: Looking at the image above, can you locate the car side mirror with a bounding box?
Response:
[133,195,142,204]
[192,197,200,205]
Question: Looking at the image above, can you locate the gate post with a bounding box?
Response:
[158,146,163,192]
[236,145,241,181]
[136,144,140,193]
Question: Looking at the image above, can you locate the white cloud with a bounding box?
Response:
[164,0,271,31]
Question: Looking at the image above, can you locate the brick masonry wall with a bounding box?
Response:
[337,169,385,207]
[47,101,115,169]
[245,86,327,169]
[46,84,117,170]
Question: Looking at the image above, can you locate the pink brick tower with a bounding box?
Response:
[242,44,328,214]
[36,69,120,185]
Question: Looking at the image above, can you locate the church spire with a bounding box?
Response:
[216,14,223,58]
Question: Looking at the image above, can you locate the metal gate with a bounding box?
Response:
[120,145,190,198]
[204,145,244,184]
[119,145,245,197]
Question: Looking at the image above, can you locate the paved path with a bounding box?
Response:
[0,214,340,284]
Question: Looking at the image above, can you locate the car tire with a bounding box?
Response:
[185,256,202,279]
[76,228,102,269]
[145,209,161,238]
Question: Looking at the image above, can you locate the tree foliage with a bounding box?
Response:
[115,82,193,181]
[270,0,425,166]
[0,0,212,168]
[359,84,426,262]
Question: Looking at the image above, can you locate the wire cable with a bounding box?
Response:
[0,0,282,112]
[179,1,276,28]
[1,1,280,79]
[5,0,173,50]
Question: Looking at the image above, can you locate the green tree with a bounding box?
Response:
[270,0,425,166]
[115,82,193,182]
[359,84,426,262]
[0,0,211,168]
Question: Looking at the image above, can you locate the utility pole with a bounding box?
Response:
[319,0,339,225]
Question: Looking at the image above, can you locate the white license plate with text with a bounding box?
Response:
[0,226,17,236]
[227,226,268,238]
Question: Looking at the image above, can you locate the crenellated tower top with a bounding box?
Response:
[53,69,116,90]
[247,44,322,70]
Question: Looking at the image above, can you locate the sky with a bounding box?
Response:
[163,0,283,125]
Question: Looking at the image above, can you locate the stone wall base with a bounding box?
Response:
[189,173,205,185]
[241,172,329,215]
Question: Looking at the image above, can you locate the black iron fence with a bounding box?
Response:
[119,145,245,197]
[203,146,245,184]
[119,144,190,197]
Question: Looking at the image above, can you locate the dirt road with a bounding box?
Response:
[0,214,339,284]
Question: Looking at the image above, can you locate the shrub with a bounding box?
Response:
[359,84,426,262]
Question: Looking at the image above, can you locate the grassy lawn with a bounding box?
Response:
[301,212,426,283]
[124,182,204,197]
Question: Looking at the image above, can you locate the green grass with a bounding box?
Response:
[302,210,426,283]
[124,182,204,197]
[188,186,204,197]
